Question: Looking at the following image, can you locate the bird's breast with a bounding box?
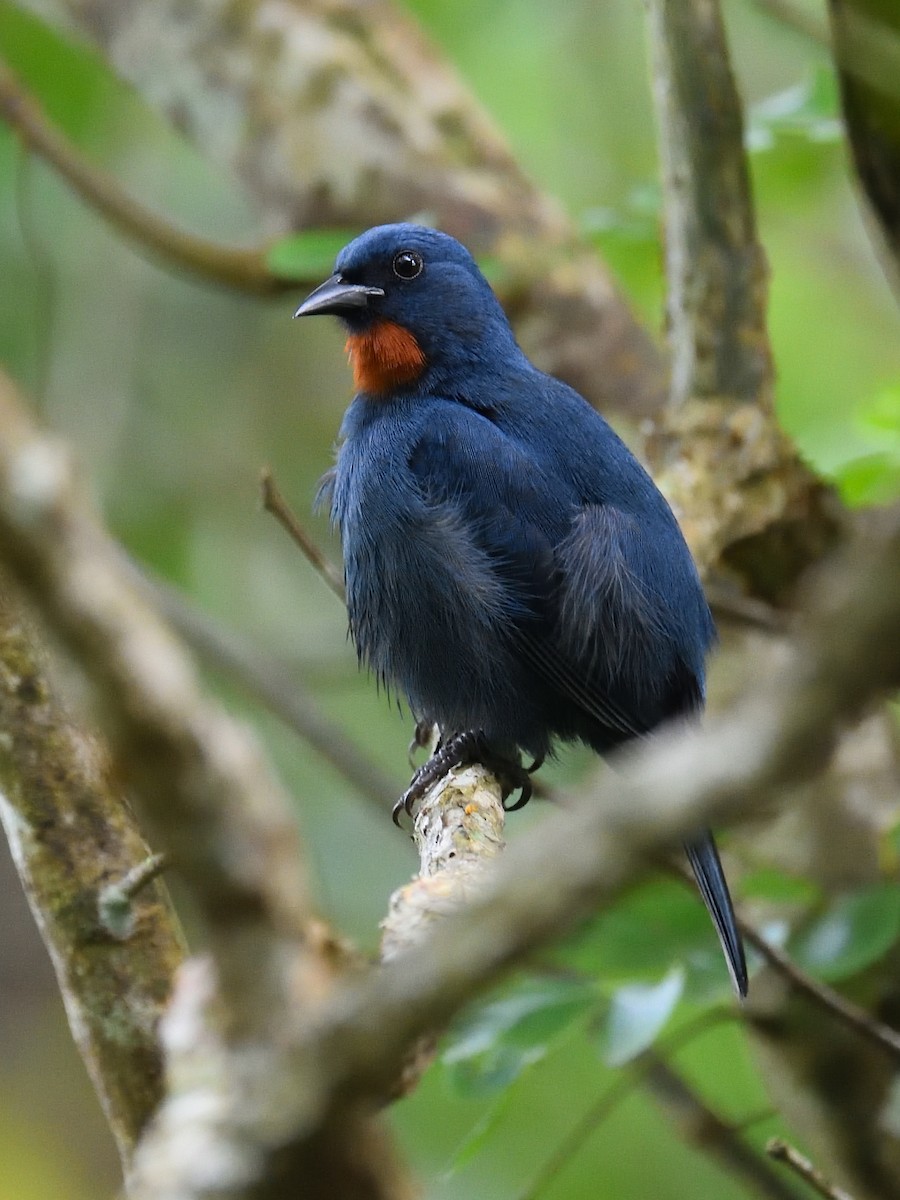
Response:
[345,322,426,395]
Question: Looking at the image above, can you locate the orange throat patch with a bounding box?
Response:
[345,322,426,395]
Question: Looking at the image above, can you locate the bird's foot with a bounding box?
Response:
[392,731,534,826]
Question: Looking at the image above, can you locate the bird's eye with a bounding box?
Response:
[392,250,424,280]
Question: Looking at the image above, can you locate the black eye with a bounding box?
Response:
[392,250,424,280]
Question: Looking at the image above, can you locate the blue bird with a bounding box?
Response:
[294,223,748,997]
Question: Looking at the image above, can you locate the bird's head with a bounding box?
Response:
[293,224,519,396]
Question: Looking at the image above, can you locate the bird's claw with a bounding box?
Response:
[393,731,539,827]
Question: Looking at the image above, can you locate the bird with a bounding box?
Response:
[294,223,748,998]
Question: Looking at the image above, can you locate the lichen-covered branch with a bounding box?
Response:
[48,0,666,417]
[0,368,412,1198]
[0,369,312,1031]
[0,584,185,1164]
[643,0,837,597]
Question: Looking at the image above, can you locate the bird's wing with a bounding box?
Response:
[408,408,648,740]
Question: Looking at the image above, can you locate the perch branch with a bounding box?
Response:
[0,57,288,293]
[0,584,185,1165]
[767,1138,856,1200]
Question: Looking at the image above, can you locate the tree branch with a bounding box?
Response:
[829,1,900,293]
[0,57,287,293]
[643,0,837,598]
[767,1138,856,1200]
[0,367,312,1027]
[644,1056,799,1200]
[48,0,667,418]
[0,582,185,1165]
[0,368,413,1198]
[647,0,771,407]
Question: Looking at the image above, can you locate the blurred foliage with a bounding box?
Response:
[1,1,899,1198]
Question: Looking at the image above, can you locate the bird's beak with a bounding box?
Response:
[293,274,385,318]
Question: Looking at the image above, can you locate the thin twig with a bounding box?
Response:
[518,1009,735,1200]
[0,58,288,294]
[644,1057,799,1200]
[741,922,900,1065]
[767,1138,856,1200]
[261,469,346,601]
[98,852,169,939]
[667,859,900,1066]
[129,562,399,810]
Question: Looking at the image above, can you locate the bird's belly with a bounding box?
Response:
[342,518,557,758]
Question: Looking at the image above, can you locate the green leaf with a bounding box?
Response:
[555,879,717,983]
[791,883,900,982]
[739,867,821,906]
[747,66,842,152]
[265,229,361,281]
[835,454,900,507]
[601,968,685,1068]
[442,975,596,1096]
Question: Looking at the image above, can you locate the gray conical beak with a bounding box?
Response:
[293,274,384,318]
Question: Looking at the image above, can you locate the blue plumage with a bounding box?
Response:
[296,224,747,997]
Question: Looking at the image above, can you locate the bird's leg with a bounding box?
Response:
[407,718,436,768]
[393,730,534,826]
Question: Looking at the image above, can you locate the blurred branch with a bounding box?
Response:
[644,1057,799,1200]
[0,369,411,1198]
[751,0,831,45]
[647,0,770,406]
[767,1138,856,1200]
[49,0,667,418]
[829,1,900,294]
[261,469,346,602]
[0,57,289,293]
[0,584,185,1165]
[0,368,313,1027]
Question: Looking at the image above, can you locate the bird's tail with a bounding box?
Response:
[684,831,748,998]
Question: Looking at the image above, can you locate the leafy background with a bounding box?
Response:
[1,1,899,1197]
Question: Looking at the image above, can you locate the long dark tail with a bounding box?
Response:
[684,830,748,998]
